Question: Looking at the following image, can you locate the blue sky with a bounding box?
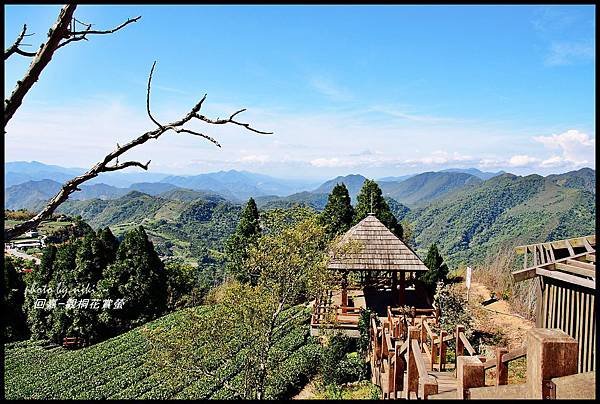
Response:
[4,5,595,180]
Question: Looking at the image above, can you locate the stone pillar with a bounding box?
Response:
[457,356,485,399]
[526,328,578,399]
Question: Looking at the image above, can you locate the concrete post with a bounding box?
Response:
[457,356,485,399]
[526,328,578,399]
[495,347,509,386]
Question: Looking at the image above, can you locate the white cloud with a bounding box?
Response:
[533,129,594,165]
[404,150,473,165]
[540,155,565,168]
[308,76,353,102]
[545,41,595,66]
[508,155,541,167]
[239,154,270,164]
[310,157,355,168]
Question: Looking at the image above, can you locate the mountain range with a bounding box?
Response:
[5,161,594,268]
[4,161,505,210]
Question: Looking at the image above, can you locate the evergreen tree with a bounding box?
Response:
[419,243,449,292]
[98,226,167,334]
[47,241,78,343]
[97,227,119,265]
[320,183,354,239]
[2,257,28,341]
[224,198,262,283]
[65,233,113,342]
[354,179,403,239]
[25,245,57,340]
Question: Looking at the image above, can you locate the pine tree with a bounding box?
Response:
[320,183,354,239]
[97,227,119,265]
[354,179,403,239]
[98,226,167,335]
[224,198,262,283]
[419,243,449,292]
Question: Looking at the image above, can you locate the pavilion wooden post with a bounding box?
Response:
[398,271,406,306]
[341,271,348,314]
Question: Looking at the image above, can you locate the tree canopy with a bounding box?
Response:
[354,179,403,240]
[418,243,449,293]
[320,183,354,239]
[224,197,262,283]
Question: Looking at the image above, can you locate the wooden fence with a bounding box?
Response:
[513,235,595,373]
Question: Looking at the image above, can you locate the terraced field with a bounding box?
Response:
[5,305,321,399]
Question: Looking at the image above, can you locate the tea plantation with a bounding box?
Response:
[5,305,321,399]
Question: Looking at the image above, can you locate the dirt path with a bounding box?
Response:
[292,379,317,400]
[468,281,534,350]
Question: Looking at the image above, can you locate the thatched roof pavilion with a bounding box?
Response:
[329,213,429,272]
[328,213,429,307]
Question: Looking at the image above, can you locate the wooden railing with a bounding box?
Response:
[371,309,441,400]
[456,328,582,399]
[482,346,527,385]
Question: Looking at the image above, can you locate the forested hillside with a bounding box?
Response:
[408,170,596,266]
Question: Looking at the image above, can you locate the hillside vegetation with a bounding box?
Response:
[5,305,320,400]
[409,170,596,267]
[380,171,482,207]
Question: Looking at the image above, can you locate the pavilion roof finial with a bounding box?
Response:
[369,191,374,215]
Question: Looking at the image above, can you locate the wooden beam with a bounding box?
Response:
[536,268,595,290]
[565,239,575,256]
[412,339,428,378]
[515,235,595,255]
[512,266,539,282]
[565,259,596,271]
[556,263,595,279]
[460,333,476,356]
[582,237,594,252]
[501,346,527,363]
[512,251,592,282]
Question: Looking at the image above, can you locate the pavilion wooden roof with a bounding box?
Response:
[328,213,428,272]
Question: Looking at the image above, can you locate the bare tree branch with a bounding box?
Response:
[4,4,77,129]
[4,24,37,60]
[103,160,151,172]
[56,15,141,49]
[4,62,272,240]
[146,61,163,129]
[195,109,273,135]
[4,4,140,132]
